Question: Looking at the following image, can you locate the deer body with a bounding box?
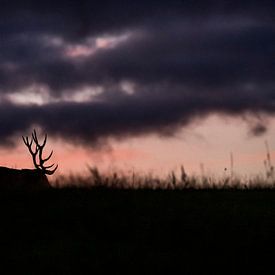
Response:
[0,167,50,190]
[0,130,57,191]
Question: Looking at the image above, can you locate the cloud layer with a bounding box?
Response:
[0,1,274,146]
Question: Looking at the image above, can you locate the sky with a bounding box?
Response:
[0,0,274,179]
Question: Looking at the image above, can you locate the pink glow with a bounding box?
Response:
[64,35,129,59]
[65,45,95,58]
[0,115,275,184]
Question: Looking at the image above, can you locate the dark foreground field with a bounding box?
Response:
[0,188,274,274]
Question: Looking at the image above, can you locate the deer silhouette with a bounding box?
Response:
[0,130,57,190]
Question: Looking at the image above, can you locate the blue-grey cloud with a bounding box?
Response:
[0,0,274,145]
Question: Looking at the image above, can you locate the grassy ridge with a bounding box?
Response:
[0,188,274,274]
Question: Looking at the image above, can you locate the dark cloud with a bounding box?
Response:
[0,1,274,145]
[1,85,275,147]
[250,123,268,137]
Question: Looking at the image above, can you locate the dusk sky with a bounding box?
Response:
[0,1,274,178]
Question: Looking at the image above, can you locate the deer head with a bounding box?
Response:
[22,130,58,175]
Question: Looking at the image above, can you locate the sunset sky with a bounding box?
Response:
[0,1,274,179]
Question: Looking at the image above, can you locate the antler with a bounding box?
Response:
[22,130,58,175]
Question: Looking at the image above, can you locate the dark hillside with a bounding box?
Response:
[0,188,274,274]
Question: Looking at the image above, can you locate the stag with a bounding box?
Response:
[0,130,57,190]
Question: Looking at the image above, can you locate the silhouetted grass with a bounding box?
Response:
[53,165,275,190]
[1,164,275,274]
